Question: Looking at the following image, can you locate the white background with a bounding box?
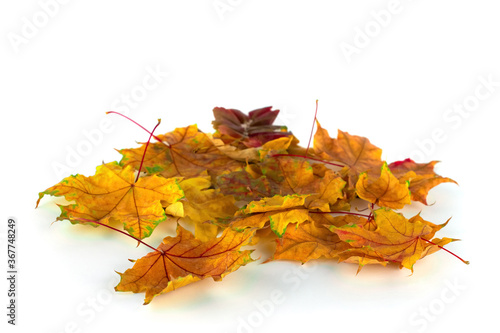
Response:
[1,1,498,332]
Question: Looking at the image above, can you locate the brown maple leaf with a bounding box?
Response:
[253,148,348,209]
[313,121,383,186]
[119,124,243,180]
[215,169,275,201]
[115,225,255,304]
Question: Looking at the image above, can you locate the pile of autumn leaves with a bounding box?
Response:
[37,107,459,304]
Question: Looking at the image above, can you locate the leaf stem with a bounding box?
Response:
[420,238,469,265]
[71,217,162,255]
[135,119,161,182]
[106,111,169,146]
[311,211,371,218]
[367,203,374,222]
[305,99,319,157]
[271,154,345,168]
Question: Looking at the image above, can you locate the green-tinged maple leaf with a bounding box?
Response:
[356,162,412,209]
[119,124,243,179]
[241,194,310,214]
[313,121,383,186]
[36,162,183,239]
[231,194,313,237]
[330,208,449,271]
[115,225,255,304]
[212,106,291,147]
[164,174,238,241]
[306,171,346,211]
[388,158,457,205]
[269,209,312,237]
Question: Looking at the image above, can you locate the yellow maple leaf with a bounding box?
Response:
[356,162,412,209]
[37,162,183,239]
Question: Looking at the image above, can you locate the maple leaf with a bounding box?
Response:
[206,132,260,162]
[36,162,184,239]
[328,214,373,229]
[212,106,292,147]
[115,225,255,304]
[260,156,318,195]
[215,169,274,201]
[336,249,389,274]
[419,237,456,259]
[164,174,238,241]
[252,150,347,210]
[305,214,386,273]
[119,124,243,179]
[306,170,347,212]
[388,158,457,205]
[355,162,412,209]
[266,220,348,263]
[242,192,311,215]
[211,136,304,201]
[313,121,383,186]
[330,208,448,271]
[231,194,313,237]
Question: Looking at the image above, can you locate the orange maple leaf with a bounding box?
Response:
[330,208,451,271]
[115,225,255,304]
[388,158,457,205]
[266,220,348,263]
[313,121,383,186]
[120,124,243,179]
